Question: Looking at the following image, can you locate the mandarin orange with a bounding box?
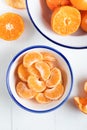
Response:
[51,6,81,35]
[0,12,24,40]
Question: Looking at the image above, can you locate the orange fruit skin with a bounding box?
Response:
[0,12,24,41]
[46,0,71,11]
[80,11,87,32]
[16,82,36,99]
[51,6,81,35]
[74,97,87,114]
[70,0,87,10]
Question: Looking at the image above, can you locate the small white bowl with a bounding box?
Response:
[6,45,73,113]
[26,0,87,49]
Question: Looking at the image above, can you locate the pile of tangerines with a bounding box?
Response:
[16,51,64,104]
[46,0,87,35]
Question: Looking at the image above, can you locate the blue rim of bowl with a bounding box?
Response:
[6,45,73,113]
[26,0,87,50]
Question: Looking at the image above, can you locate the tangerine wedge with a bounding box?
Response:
[16,81,36,99]
[74,97,87,114]
[35,61,51,81]
[0,12,24,40]
[6,0,26,9]
[41,52,56,62]
[28,64,40,79]
[51,6,81,35]
[44,83,64,100]
[35,93,51,104]
[27,75,46,92]
[17,64,29,82]
[46,67,62,88]
[23,52,43,68]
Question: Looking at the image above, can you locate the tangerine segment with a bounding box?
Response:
[17,64,29,82]
[74,97,87,114]
[5,0,26,9]
[51,6,81,35]
[41,52,56,61]
[46,67,62,88]
[70,0,87,10]
[35,93,51,104]
[23,52,43,68]
[27,75,46,92]
[0,12,24,41]
[84,81,87,93]
[16,82,36,99]
[44,83,64,100]
[28,64,40,78]
[45,60,57,69]
[35,61,51,81]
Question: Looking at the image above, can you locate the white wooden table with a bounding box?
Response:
[0,1,87,130]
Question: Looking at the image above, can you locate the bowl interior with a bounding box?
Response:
[26,0,87,49]
[6,46,73,113]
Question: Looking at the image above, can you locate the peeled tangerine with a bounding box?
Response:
[74,97,87,114]
[16,82,36,99]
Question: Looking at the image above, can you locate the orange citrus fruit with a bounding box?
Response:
[35,61,51,81]
[0,12,24,41]
[84,81,87,93]
[80,11,87,32]
[46,67,62,88]
[5,0,26,9]
[27,75,46,92]
[35,93,51,104]
[46,0,71,11]
[44,83,64,100]
[51,6,81,35]
[17,64,29,82]
[74,97,87,114]
[16,81,36,99]
[23,52,43,68]
[70,0,87,10]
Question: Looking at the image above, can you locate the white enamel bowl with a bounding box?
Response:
[26,0,87,49]
[6,45,73,113]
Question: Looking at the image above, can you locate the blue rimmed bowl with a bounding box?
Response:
[26,0,87,49]
[6,45,73,113]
